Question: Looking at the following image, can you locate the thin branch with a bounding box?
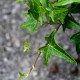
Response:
[69,12,73,18]
[36,21,60,30]
[26,23,61,76]
[29,48,39,53]
[56,23,61,32]
[28,52,41,74]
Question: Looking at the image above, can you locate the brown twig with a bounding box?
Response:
[56,23,61,32]
[43,21,60,25]
[27,23,61,76]
[28,52,41,74]
[69,12,73,18]
[36,21,60,30]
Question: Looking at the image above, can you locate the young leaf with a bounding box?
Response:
[54,0,80,6]
[70,32,80,54]
[15,0,24,3]
[62,16,80,31]
[19,72,25,79]
[23,40,30,53]
[39,30,77,65]
[19,14,38,33]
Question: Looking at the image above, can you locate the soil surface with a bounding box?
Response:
[0,0,80,80]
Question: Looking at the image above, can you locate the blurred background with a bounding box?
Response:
[0,0,80,80]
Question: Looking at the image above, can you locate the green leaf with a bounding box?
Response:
[20,0,46,32]
[19,14,38,33]
[39,30,77,65]
[76,44,80,54]
[28,0,40,20]
[70,32,80,44]
[27,0,46,25]
[46,5,68,24]
[69,3,80,13]
[39,7,46,25]
[62,16,80,31]
[70,32,80,54]
[21,13,28,17]
[40,0,49,7]
[54,0,80,6]
[45,2,54,23]
[23,40,30,53]
[15,0,24,3]
[19,72,25,79]
[45,11,51,23]
[26,0,31,9]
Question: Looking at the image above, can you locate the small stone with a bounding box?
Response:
[0,61,2,65]
[3,15,9,20]
[63,45,69,50]
[9,74,15,79]
[11,19,16,24]
[12,36,20,47]
[49,63,58,73]
[6,47,13,52]
[75,17,79,21]
[12,4,20,14]
[70,66,78,76]
[60,79,65,80]
[5,33,10,40]
[33,71,38,76]
[2,9,11,15]
[0,69,6,74]
[3,57,8,62]
[7,42,12,47]
[14,39,20,47]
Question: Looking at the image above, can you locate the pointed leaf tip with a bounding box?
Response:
[39,30,77,65]
[19,14,38,33]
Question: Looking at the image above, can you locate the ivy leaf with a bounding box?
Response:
[15,0,24,3]
[19,14,38,33]
[70,32,80,54]
[39,30,77,65]
[62,16,80,31]
[28,0,40,20]
[40,0,49,7]
[19,72,25,79]
[45,2,54,23]
[70,32,80,44]
[45,11,51,23]
[23,40,30,53]
[46,5,68,24]
[27,0,46,25]
[69,3,80,13]
[20,0,46,32]
[39,7,46,25]
[54,0,80,6]
[21,13,28,17]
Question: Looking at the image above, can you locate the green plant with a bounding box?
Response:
[15,0,80,79]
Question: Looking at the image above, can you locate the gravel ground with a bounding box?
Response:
[0,0,80,80]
